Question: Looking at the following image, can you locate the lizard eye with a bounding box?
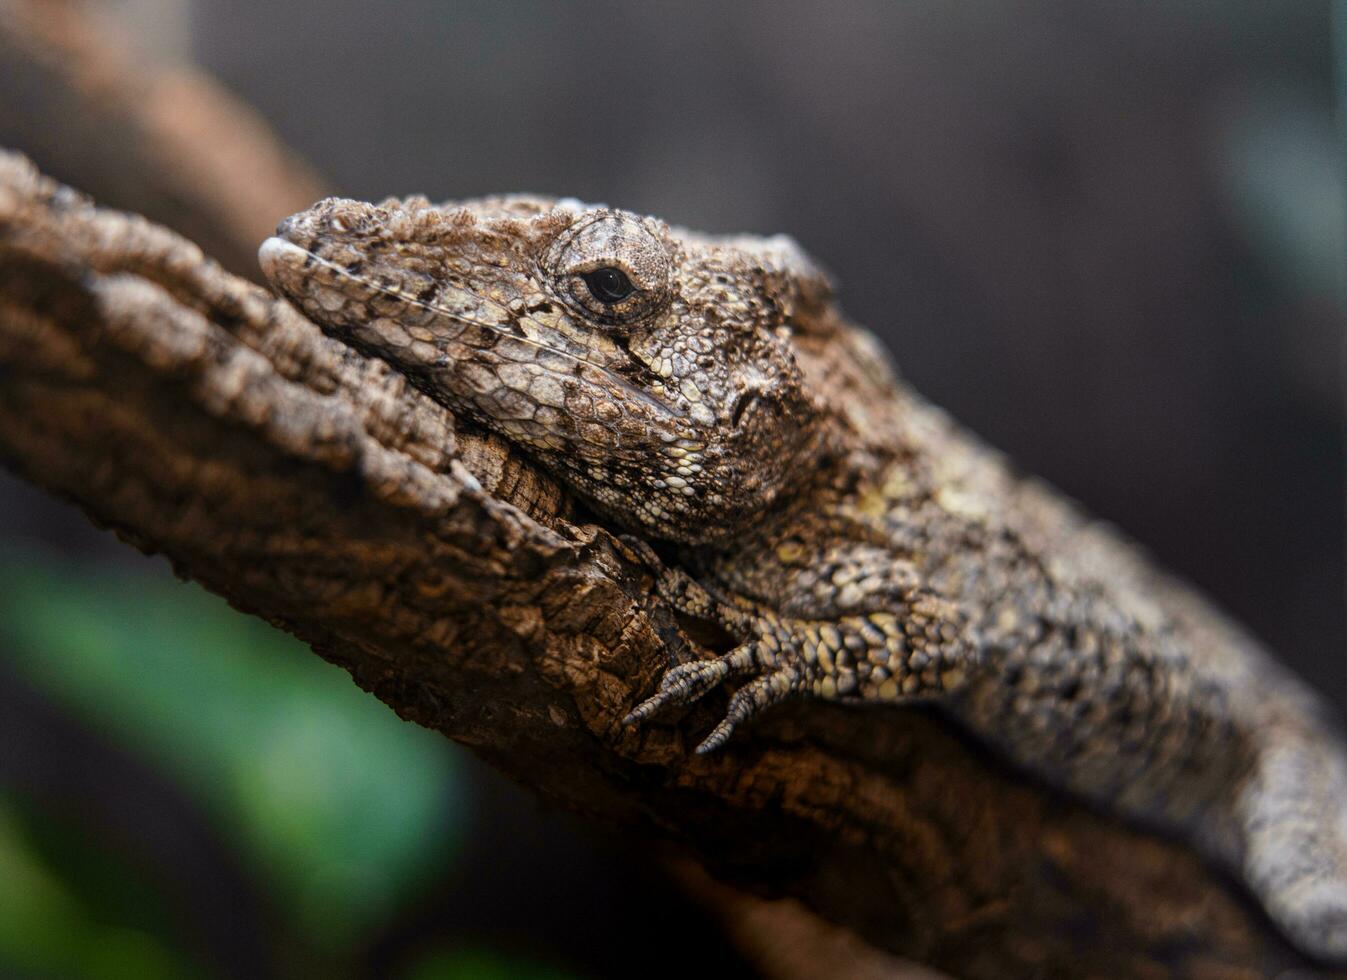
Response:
[546,211,671,326]
[581,267,636,304]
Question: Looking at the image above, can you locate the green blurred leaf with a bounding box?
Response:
[0,546,465,949]
[0,802,196,980]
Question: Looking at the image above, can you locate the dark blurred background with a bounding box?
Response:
[0,1,1342,978]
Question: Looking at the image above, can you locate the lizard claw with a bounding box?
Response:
[694,667,802,753]
[623,644,758,727]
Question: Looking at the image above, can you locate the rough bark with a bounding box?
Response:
[0,150,1340,980]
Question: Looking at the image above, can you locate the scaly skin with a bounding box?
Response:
[259,194,1347,961]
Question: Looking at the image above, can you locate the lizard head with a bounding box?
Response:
[259,195,831,544]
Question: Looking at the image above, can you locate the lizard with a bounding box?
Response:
[258,194,1347,962]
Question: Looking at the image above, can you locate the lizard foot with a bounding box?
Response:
[623,642,807,753]
[619,541,964,753]
[621,546,820,751]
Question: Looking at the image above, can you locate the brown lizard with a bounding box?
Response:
[258,194,1347,962]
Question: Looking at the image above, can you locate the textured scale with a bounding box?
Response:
[260,194,1347,962]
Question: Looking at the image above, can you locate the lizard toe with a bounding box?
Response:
[694,665,804,754]
[624,644,758,726]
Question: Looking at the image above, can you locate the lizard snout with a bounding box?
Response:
[257,236,312,291]
[273,214,300,240]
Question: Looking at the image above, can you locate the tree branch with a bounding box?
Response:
[0,151,1335,980]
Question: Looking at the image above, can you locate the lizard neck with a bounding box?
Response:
[679,422,882,563]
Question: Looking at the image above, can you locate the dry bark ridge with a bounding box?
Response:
[0,151,1341,980]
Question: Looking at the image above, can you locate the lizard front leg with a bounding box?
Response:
[624,542,976,753]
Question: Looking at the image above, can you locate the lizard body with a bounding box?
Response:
[259,195,1347,961]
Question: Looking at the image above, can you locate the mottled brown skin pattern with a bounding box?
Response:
[260,195,1347,962]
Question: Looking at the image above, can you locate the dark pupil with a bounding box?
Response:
[582,267,636,304]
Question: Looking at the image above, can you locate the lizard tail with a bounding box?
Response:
[1237,724,1347,961]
